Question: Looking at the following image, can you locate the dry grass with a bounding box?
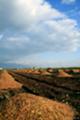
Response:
[0,93,74,120]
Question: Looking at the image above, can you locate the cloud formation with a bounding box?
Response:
[0,0,80,65]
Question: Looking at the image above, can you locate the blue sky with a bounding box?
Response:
[47,0,80,25]
[0,0,80,68]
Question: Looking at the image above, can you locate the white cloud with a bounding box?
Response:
[0,0,80,65]
[62,0,76,4]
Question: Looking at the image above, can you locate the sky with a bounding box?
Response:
[0,0,80,68]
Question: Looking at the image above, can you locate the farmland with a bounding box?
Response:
[0,68,80,120]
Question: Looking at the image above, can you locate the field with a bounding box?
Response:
[0,68,80,120]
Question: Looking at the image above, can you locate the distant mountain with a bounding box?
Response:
[0,63,31,69]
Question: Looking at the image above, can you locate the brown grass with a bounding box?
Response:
[0,93,74,120]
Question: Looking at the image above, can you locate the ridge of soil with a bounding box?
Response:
[0,70,22,89]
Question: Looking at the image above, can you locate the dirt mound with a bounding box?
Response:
[40,71,51,75]
[0,93,74,120]
[47,68,53,73]
[16,69,34,74]
[38,70,51,75]
[30,70,40,74]
[58,70,72,77]
[0,70,22,89]
[31,70,51,75]
[72,69,80,73]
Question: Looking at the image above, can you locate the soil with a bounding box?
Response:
[0,69,80,120]
[8,70,80,119]
[58,70,72,77]
[0,70,22,89]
